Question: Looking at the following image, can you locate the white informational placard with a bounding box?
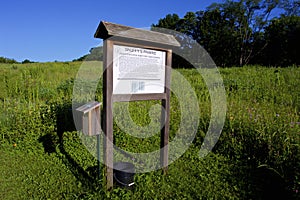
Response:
[113,45,166,94]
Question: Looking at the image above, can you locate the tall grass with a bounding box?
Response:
[0,63,299,199]
[0,62,80,142]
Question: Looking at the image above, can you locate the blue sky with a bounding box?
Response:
[0,0,225,62]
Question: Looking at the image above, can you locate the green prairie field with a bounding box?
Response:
[0,62,299,199]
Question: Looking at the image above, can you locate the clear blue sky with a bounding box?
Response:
[0,0,224,62]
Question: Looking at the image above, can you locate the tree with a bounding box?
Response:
[152,14,180,30]
[208,0,281,66]
[22,59,34,64]
[86,46,103,61]
[73,46,103,62]
[152,0,297,67]
[0,57,18,64]
[195,9,241,66]
[280,0,300,16]
[262,15,300,66]
[152,13,196,68]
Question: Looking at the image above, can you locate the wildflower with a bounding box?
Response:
[230,116,234,120]
[13,143,17,147]
[290,122,300,127]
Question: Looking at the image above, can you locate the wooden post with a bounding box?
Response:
[161,50,172,173]
[75,101,102,180]
[75,101,101,136]
[97,134,101,180]
[88,112,92,136]
[103,40,114,189]
[94,21,180,190]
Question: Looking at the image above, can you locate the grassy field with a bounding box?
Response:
[0,62,299,199]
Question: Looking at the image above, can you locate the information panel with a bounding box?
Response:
[113,45,166,94]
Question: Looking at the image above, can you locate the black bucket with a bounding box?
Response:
[114,162,135,187]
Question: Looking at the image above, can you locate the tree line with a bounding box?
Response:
[2,0,298,67]
[152,0,299,67]
[0,57,36,64]
[0,57,18,64]
[72,46,103,62]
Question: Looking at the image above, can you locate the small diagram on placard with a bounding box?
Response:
[131,81,145,93]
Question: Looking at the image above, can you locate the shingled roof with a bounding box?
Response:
[94,21,180,47]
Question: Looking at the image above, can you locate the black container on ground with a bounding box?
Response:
[113,162,135,187]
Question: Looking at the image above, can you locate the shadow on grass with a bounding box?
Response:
[58,142,101,192]
[249,165,290,199]
[229,161,293,199]
[39,101,76,153]
[39,101,102,194]
[212,128,296,199]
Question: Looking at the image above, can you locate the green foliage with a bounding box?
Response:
[0,63,299,199]
[21,59,34,64]
[73,46,103,62]
[280,0,300,16]
[0,62,80,142]
[152,13,180,30]
[261,15,300,66]
[0,57,18,64]
[152,0,299,67]
[0,144,81,200]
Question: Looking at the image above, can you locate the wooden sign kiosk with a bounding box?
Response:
[94,21,180,189]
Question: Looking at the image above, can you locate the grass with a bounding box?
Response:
[0,62,299,199]
[0,142,81,199]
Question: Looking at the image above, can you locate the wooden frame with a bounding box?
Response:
[75,101,101,136]
[95,21,179,189]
